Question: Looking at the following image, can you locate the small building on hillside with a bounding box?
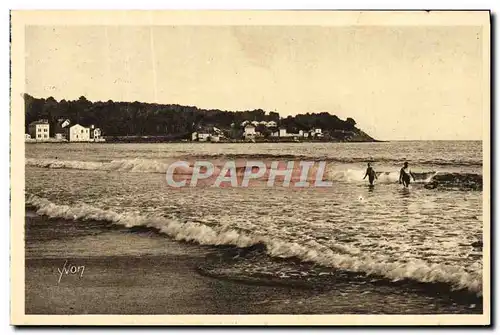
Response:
[28,120,50,140]
[197,133,210,142]
[92,127,103,141]
[67,124,90,142]
[267,121,278,128]
[88,125,103,142]
[243,124,256,140]
[309,128,323,138]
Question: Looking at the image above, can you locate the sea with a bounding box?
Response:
[25,141,484,314]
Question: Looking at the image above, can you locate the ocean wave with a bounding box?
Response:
[26,158,483,189]
[26,158,171,174]
[25,194,482,295]
[324,168,436,184]
[185,153,483,167]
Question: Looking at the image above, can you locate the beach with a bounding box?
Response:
[25,213,481,315]
[25,141,483,315]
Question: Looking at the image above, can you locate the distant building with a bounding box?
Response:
[25,134,31,140]
[67,124,90,142]
[191,132,198,141]
[309,128,323,138]
[243,124,256,140]
[210,135,220,142]
[267,121,278,128]
[198,133,210,142]
[279,128,287,137]
[92,128,102,141]
[28,120,50,140]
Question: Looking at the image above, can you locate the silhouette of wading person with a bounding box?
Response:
[363,163,377,186]
[399,161,416,187]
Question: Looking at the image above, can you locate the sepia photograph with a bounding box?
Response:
[10,10,490,325]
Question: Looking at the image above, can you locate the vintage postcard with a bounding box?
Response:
[10,10,490,325]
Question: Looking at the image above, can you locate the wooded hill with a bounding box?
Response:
[23,94,376,142]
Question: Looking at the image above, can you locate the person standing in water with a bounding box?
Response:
[399,161,416,187]
[363,163,377,186]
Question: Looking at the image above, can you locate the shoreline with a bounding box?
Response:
[25,139,386,144]
[24,213,482,315]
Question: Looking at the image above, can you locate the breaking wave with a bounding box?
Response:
[26,194,482,296]
[324,168,436,184]
[186,153,483,167]
[26,158,171,174]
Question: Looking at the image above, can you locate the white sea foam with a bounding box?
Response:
[26,158,172,174]
[26,194,482,295]
[26,158,439,184]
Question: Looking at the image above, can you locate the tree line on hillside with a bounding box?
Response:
[24,94,361,139]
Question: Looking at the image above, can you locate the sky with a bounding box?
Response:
[25,25,484,140]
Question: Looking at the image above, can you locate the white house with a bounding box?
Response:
[267,121,278,128]
[67,124,90,142]
[28,120,50,140]
[244,124,256,140]
[198,133,210,142]
[25,134,31,140]
[92,128,103,141]
[210,135,220,142]
[309,128,323,138]
[279,128,287,137]
[191,132,198,141]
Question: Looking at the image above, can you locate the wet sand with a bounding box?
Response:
[25,215,482,315]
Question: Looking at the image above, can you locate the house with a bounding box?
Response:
[197,133,210,142]
[28,119,50,140]
[309,128,323,138]
[243,124,256,140]
[192,126,222,142]
[267,121,278,128]
[92,127,103,141]
[87,125,103,142]
[279,128,287,137]
[67,124,90,142]
[25,134,31,140]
